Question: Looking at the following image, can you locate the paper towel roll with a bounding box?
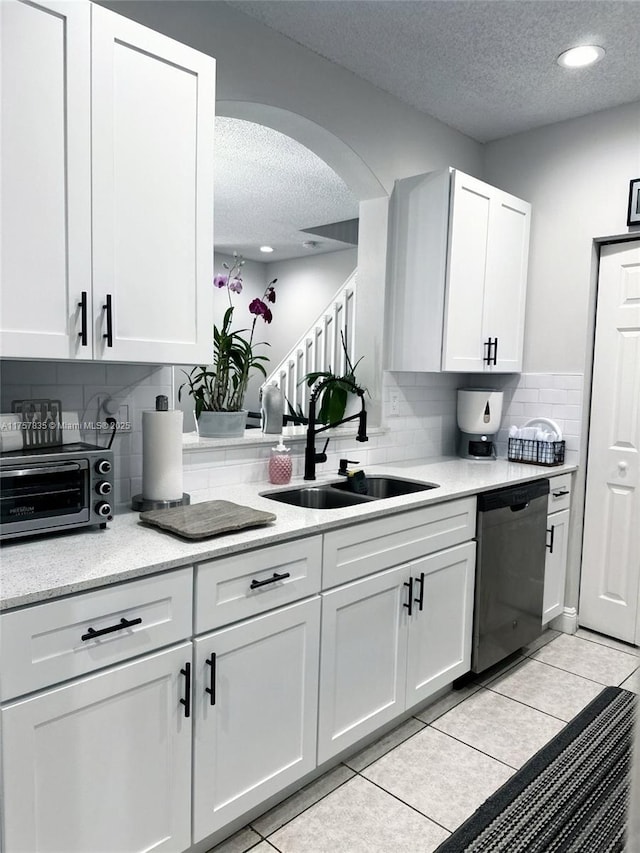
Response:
[142,410,183,501]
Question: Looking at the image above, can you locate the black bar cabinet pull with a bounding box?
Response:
[205,653,216,706]
[103,294,113,347]
[414,572,425,611]
[552,489,570,498]
[78,291,88,346]
[250,571,291,590]
[180,662,191,718]
[546,525,555,554]
[492,337,499,365]
[81,616,142,642]
[403,577,413,616]
[483,338,493,365]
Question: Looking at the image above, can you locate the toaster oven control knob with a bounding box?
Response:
[95,481,112,496]
[96,501,112,518]
[95,501,112,518]
[95,458,112,475]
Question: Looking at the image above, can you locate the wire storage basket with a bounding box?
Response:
[508,437,565,467]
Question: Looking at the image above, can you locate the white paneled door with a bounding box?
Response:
[579,241,640,644]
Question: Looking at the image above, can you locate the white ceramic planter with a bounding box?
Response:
[197,410,247,438]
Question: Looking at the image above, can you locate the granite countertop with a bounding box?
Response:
[0,457,576,611]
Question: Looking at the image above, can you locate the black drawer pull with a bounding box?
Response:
[205,653,216,706]
[552,489,570,498]
[250,571,290,590]
[414,572,425,611]
[103,294,113,347]
[403,577,413,616]
[180,661,191,718]
[78,291,88,346]
[81,616,142,642]
[546,525,555,554]
[483,338,493,365]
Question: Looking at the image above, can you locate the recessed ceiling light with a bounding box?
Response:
[259,245,274,253]
[557,45,605,69]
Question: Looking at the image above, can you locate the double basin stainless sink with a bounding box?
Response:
[262,475,438,509]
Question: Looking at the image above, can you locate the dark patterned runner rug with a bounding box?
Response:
[435,686,636,853]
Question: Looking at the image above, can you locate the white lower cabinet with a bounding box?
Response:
[1,643,193,853]
[0,500,481,851]
[543,474,572,625]
[543,508,570,624]
[192,597,321,842]
[317,541,475,764]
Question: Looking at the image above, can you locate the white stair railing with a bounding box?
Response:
[265,270,357,416]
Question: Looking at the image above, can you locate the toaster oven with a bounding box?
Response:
[0,443,114,541]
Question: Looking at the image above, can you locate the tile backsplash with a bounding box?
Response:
[462,373,583,466]
[0,360,582,508]
[1,360,173,507]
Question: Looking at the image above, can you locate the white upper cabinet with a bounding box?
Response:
[1,0,91,360]
[91,6,214,363]
[0,0,215,364]
[386,168,531,373]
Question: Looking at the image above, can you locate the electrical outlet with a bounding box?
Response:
[390,392,400,416]
[96,396,131,432]
[116,404,131,431]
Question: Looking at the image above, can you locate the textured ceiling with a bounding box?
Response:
[228,0,640,143]
[215,117,359,262]
[218,0,640,260]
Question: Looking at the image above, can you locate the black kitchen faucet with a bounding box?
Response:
[303,378,368,480]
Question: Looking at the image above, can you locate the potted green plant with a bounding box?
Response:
[179,253,277,437]
[300,331,366,425]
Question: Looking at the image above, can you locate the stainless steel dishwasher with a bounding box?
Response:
[471,478,550,674]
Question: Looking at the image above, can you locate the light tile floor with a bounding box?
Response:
[210,628,639,853]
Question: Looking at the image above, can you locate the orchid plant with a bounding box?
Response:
[179,253,277,415]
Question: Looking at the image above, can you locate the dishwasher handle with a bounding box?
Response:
[510,501,530,512]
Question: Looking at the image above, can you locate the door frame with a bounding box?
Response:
[578,234,640,645]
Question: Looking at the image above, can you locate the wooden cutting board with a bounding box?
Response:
[139,500,276,540]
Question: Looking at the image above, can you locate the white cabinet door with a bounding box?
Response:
[91,5,215,364]
[442,171,530,373]
[317,565,410,764]
[405,542,475,707]
[481,186,531,372]
[1,643,192,853]
[193,597,320,841]
[543,508,570,624]
[442,171,491,372]
[0,0,92,359]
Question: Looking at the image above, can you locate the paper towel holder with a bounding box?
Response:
[132,395,191,512]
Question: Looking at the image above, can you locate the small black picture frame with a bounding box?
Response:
[627,178,640,226]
